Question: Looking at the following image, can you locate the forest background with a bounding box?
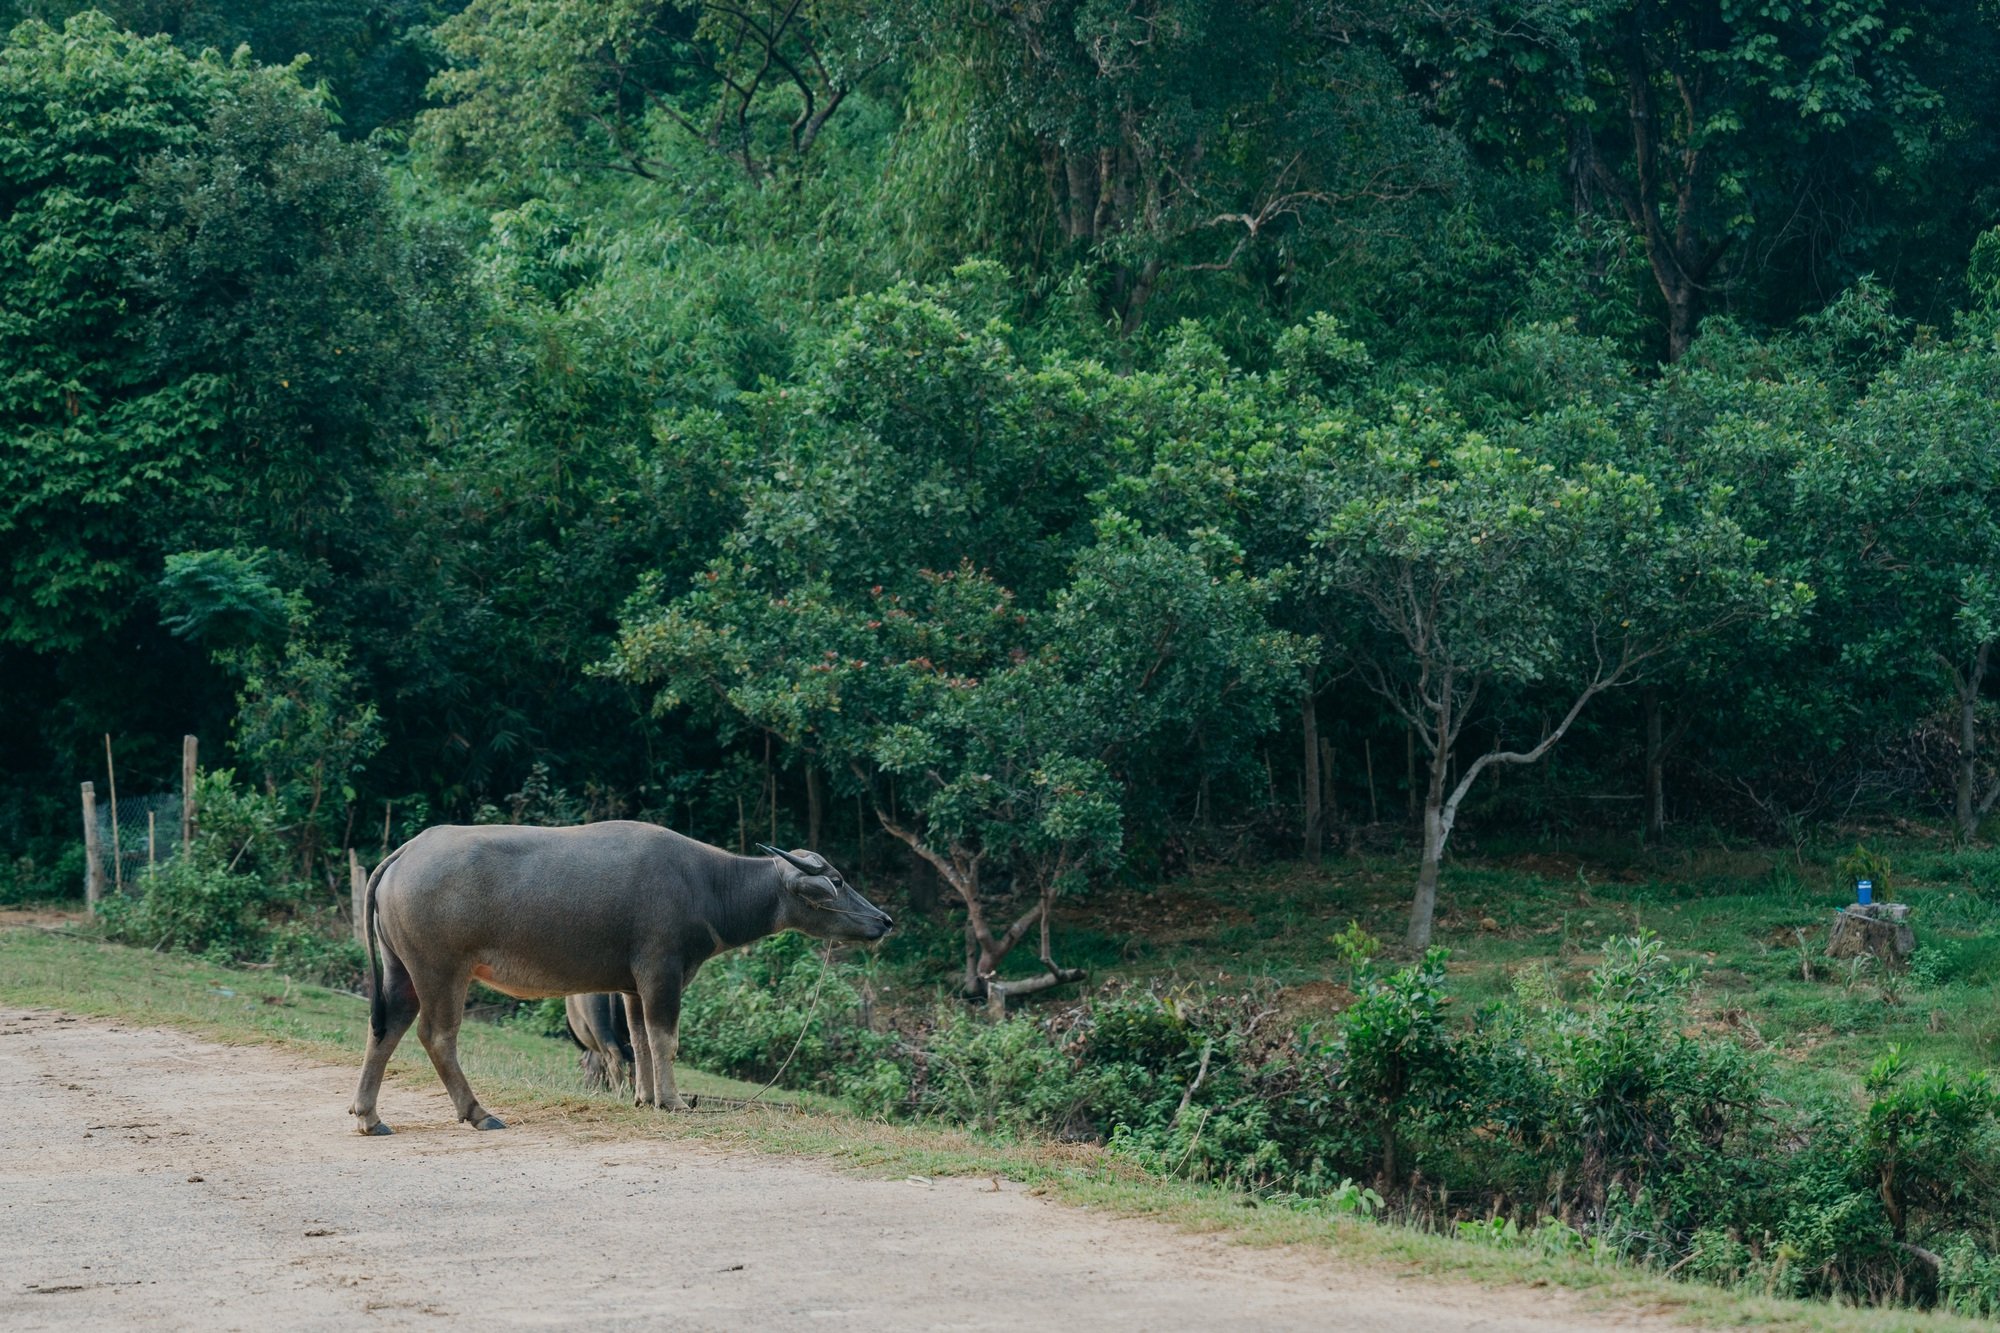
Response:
[10,0,2000,1314]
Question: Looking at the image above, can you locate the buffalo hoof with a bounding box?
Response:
[473,1115,507,1131]
[357,1121,393,1137]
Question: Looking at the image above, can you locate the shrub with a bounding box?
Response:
[1939,1237,2000,1318]
[1322,947,1460,1186]
[678,933,889,1095]
[1858,1048,2000,1243]
[1077,988,1289,1185]
[98,855,271,957]
[266,921,367,991]
[915,1010,1084,1135]
[509,997,570,1039]
[96,769,290,961]
[1549,933,1765,1229]
[0,844,83,905]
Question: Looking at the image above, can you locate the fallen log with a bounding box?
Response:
[985,967,1087,1019]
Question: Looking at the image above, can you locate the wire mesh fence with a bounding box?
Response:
[96,792,185,887]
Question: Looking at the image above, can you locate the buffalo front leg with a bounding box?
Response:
[348,951,418,1135]
[637,978,688,1112]
[622,992,655,1108]
[413,973,504,1130]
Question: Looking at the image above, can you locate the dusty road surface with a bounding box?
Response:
[2,1012,1665,1331]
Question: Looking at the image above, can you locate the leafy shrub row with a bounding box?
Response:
[683,931,2000,1313]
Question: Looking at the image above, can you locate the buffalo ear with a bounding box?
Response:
[779,868,836,905]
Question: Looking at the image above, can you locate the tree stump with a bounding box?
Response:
[1825,902,1915,972]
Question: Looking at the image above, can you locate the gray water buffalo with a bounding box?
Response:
[565,991,634,1092]
[347,822,891,1134]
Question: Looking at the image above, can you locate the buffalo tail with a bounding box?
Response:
[363,845,405,1040]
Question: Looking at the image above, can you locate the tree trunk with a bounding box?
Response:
[1665,288,1698,364]
[1407,719,1453,949]
[1402,674,1616,949]
[1301,687,1322,865]
[1953,644,1998,842]
[1405,728,1417,821]
[1319,737,1337,829]
[1644,690,1666,841]
[908,853,939,917]
[805,765,823,850]
[873,805,1042,997]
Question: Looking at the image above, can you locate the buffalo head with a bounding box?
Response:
[759,844,894,942]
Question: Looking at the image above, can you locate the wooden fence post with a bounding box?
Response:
[181,734,197,852]
[148,810,157,880]
[81,782,104,910]
[104,734,123,893]
[349,848,370,946]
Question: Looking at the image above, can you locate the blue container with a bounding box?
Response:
[1857,878,1874,906]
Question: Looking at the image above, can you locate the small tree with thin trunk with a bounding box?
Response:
[1314,427,1791,948]
[604,524,1303,993]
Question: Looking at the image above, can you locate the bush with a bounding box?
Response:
[266,920,367,991]
[1551,934,1765,1234]
[1323,947,1461,1186]
[95,770,288,961]
[0,844,83,905]
[509,997,570,1039]
[1859,1048,2000,1243]
[915,1010,1085,1135]
[678,933,891,1096]
[1940,1237,2000,1318]
[98,855,272,958]
[1075,988,1290,1185]
[639,923,2000,1316]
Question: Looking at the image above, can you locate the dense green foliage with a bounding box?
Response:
[675,924,2000,1311]
[8,3,2000,1310]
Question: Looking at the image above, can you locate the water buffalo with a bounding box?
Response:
[566,991,633,1092]
[346,823,891,1134]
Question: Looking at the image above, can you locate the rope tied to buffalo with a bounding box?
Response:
[685,940,835,1115]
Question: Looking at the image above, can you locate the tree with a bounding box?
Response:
[1796,334,2000,841]
[607,529,1301,993]
[599,282,1304,989]
[0,15,456,656]
[1434,0,1952,360]
[131,65,465,553]
[1313,418,1793,947]
[0,16,227,654]
[896,0,1459,334]
[0,0,463,136]
[232,630,385,886]
[422,0,900,187]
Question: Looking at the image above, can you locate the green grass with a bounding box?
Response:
[0,920,1988,1332]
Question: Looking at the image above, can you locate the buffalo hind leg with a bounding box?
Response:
[413,971,504,1130]
[349,945,419,1135]
[623,992,654,1108]
[637,976,688,1112]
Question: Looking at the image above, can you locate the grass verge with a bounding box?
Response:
[0,922,1977,1332]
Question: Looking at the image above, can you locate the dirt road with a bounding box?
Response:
[1,1011,1661,1331]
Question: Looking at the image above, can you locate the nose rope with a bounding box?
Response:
[809,901,890,926]
[738,940,836,1109]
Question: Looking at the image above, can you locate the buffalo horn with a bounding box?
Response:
[757,843,825,874]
